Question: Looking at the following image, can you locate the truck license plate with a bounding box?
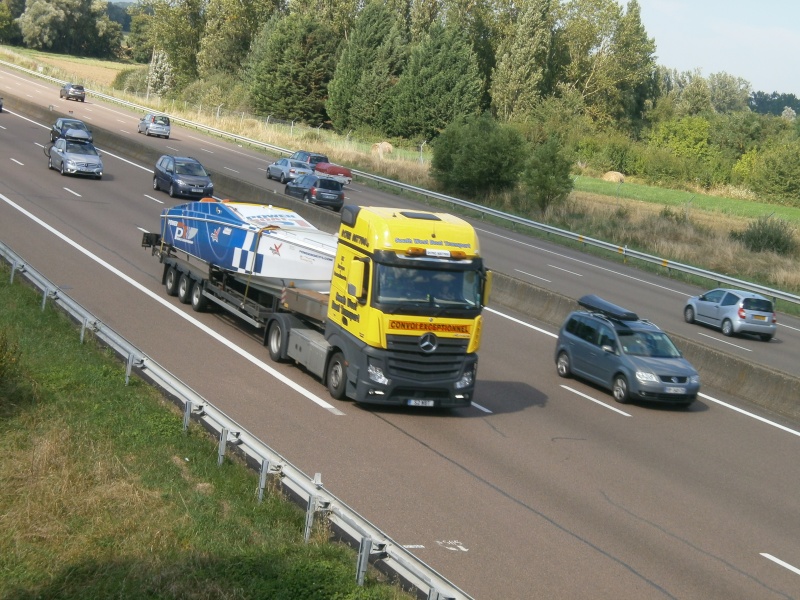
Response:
[408,399,435,407]
[665,386,685,394]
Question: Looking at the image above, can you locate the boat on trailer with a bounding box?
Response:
[159,198,337,294]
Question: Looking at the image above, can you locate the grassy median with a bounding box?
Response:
[0,267,408,600]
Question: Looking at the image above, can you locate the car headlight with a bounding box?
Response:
[174,179,187,186]
[690,375,701,384]
[367,363,390,386]
[455,364,476,389]
[65,160,77,168]
[635,371,659,383]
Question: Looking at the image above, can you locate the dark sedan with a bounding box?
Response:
[153,155,214,199]
[284,174,345,211]
[51,118,93,143]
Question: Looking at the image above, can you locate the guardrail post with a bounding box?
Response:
[125,353,144,385]
[427,590,456,600]
[217,427,228,465]
[41,286,51,311]
[356,537,372,585]
[10,260,22,283]
[257,457,270,502]
[183,400,192,432]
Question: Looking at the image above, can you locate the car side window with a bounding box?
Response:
[55,139,65,151]
[704,290,724,303]
[721,293,739,306]
[565,316,580,335]
[576,318,599,345]
[598,325,615,349]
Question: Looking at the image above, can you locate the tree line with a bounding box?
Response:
[2,0,800,209]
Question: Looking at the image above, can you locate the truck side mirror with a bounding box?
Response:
[347,259,366,299]
[481,270,493,307]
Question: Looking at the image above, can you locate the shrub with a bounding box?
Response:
[111,67,148,94]
[431,112,525,196]
[517,136,574,214]
[730,216,798,255]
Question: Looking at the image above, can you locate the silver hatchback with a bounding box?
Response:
[684,288,776,341]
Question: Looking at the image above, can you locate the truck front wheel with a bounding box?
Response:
[326,352,347,400]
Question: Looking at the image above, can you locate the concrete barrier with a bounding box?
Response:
[7,92,799,421]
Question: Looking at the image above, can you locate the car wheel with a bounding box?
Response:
[279,173,287,184]
[684,306,695,324]
[153,176,159,191]
[165,267,180,296]
[59,162,66,176]
[48,157,53,170]
[80,98,85,102]
[267,321,286,362]
[612,374,630,404]
[556,352,571,378]
[759,334,773,342]
[190,281,209,312]
[326,351,347,400]
[95,174,102,180]
[303,193,311,203]
[144,128,150,136]
[168,183,176,198]
[177,274,193,304]
[266,169,272,181]
[721,319,733,337]
[284,185,291,195]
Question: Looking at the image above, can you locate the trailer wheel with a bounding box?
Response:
[267,321,286,362]
[190,281,209,312]
[326,352,347,400]
[165,267,180,296]
[177,274,193,304]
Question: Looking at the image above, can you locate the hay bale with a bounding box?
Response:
[602,171,625,183]
[371,141,394,158]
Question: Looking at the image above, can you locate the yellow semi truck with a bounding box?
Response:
[144,201,491,408]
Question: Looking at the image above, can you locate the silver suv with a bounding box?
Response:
[555,295,700,406]
[684,288,776,341]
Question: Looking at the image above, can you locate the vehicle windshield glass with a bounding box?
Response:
[374,264,480,309]
[63,122,86,131]
[175,161,207,176]
[65,142,98,155]
[743,298,772,312]
[618,331,681,358]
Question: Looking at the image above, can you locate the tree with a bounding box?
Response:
[491,0,554,122]
[388,23,483,140]
[554,0,656,124]
[749,90,800,116]
[15,0,121,57]
[675,72,713,116]
[326,1,407,133]
[430,112,525,196]
[196,0,275,79]
[249,12,340,125]
[518,136,574,214]
[143,0,205,90]
[125,4,154,63]
[708,72,750,114]
[0,2,19,43]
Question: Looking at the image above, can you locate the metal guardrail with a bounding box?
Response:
[3,58,798,307]
[0,240,471,600]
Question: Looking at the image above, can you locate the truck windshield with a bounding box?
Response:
[374,264,481,311]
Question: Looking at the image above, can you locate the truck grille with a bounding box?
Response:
[385,335,469,381]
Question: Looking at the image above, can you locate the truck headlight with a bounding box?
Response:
[367,363,390,386]
[635,371,659,383]
[455,364,476,389]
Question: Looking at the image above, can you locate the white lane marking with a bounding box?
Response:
[514,268,551,283]
[697,332,752,351]
[199,148,214,154]
[760,553,800,576]
[561,385,632,416]
[699,393,800,437]
[779,322,800,332]
[548,264,582,277]
[64,188,81,197]
[488,306,800,436]
[144,194,164,204]
[484,307,557,338]
[10,158,23,165]
[478,228,686,295]
[116,119,126,123]
[0,124,7,130]
[257,167,267,172]
[0,193,346,416]
[223,166,240,173]
[471,402,492,413]
[166,146,180,152]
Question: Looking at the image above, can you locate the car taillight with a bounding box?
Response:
[772,313,777,324]
[310,187,317,197]
[738,308,746,319]
[289,168,296,174]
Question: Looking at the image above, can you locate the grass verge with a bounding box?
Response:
[0,266,409,600]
